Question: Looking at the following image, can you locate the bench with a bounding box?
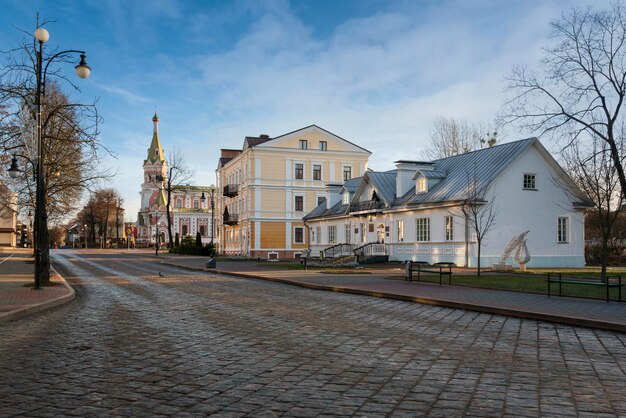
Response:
[547,272,624,302]
[405,261,453,285]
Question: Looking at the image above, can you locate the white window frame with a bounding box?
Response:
[345,224,351,244]
[342,192,350,205]
[294,226,304,244]
[445,216,454,241]
[316,226,322,244]
[417,175,428,193]
[557,216,569,243]
[523,173,537,190]
[416,218,431,242]
[397,220,404,242]
[328,225,337,244]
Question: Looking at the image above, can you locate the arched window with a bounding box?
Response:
[200,225,205,236]
[182,225,188,236]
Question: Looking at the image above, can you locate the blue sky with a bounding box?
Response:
[0,0,605,219]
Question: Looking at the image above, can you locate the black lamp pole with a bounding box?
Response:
[201,187,216,245]
[32,28,90,288]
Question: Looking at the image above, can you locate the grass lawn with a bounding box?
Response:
[412,272,625,301]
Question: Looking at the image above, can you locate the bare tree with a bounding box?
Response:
[76,188,124,248]
[163,150,194,247]
[560,138,623,280]
[425,117,498,160]
[458,169,498,276]
[0,20,109,283]
[502,3,626,202]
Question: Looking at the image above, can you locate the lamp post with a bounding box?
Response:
[201,184,216,245]
[7,27,91,289]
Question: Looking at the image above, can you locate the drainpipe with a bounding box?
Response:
[464,210,469,268]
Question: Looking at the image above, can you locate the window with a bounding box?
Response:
[200,225,205,236]
[295,195,304,212]
[316,226,322,244]
[397,220,404,242]
[328,226,337,244]
[345,224,351,244]
[194,200,198,209]
[557,217,568,243]
[342,193,350,205]
[360,223,366,243]
[313,164,322,181]
[295,163,304,180]
[416,218,430,242]
[445,216,454,241]
[523,174,536,190]
[176,199,182,208]
[311,228,315,243]
[294,227,304,243]
[417,176,428,193]
[299,139,308,150]
[317,196,326,207]
[182,225,188,236]
[319,141,327,151]
[343,166,352,181]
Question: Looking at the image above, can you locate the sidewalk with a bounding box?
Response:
[0,249,74,323]
[159,255,626,333]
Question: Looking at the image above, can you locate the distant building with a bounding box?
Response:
[136,114,214,246]
[216,125,371,259]
[305,138,591,268]
[0,190,17,247]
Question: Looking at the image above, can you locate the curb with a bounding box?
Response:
[161,261,626,333]
[0,266,75,323]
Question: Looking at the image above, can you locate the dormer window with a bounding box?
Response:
[417,175,428,193]
[342,192,350,205]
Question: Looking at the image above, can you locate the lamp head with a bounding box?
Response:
[34,28,49,43]
[8,156,21,179]
[75,54,91,79]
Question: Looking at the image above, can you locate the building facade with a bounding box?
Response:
[216,125,371,259]
[305,139,590,268]
[136,114,214,246]
[0,191,17,247]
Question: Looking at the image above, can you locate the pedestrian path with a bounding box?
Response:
[160,255,626,332]
[0,249,74,322]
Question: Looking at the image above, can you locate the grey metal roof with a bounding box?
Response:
[303,200,349,220]
[416,169,447,179]
[366,171,397,205]
[400,138,536,205]
[340,177,362,194]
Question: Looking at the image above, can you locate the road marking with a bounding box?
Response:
[0,253,15,266]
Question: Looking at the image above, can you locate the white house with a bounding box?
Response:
[304,138,591,268]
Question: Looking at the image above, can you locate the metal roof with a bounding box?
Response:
[415,169,447,179]
[400,138,536,205]
[365,171,397,206]
[340,177,362,194]
[303,200,349,220]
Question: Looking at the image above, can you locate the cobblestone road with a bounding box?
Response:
[1,250,625,417]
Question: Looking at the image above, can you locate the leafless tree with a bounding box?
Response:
[163,149,194,247]
[76,188,124,248]
[560,137,623,280]
[0,20,110,283]
[458,169,498,276]
[425,117,498,160]
[502,3,626,202]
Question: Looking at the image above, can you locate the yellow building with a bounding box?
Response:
[216,125,371,259]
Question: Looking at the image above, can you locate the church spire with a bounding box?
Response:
[146,113,165,164]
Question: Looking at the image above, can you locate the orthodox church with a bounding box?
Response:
[136,113,214,246]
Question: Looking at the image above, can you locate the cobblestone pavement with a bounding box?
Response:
[1,251,625,417]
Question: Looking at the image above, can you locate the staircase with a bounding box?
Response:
[353,242,388,264]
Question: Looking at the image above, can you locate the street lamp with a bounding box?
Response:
[201,184,216,245]
[31,27,91,288]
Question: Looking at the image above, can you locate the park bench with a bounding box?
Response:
[405,261,454,285]
[547,272,624,302]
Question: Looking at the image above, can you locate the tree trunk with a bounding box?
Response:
[477,240,481,277]
[40,197,50,285]
[601,239,609,283]
[166,176,174,247]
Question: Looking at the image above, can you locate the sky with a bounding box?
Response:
[0,0,608,220]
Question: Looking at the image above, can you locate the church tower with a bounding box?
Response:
[137,113,169,243]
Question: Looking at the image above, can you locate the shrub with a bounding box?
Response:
[169,243,216,256]
[175,233,180,247]
[195,232,202,247]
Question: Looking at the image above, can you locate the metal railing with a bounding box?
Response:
[349,200,384,212]
[223,184,239,197]
[322,243,355,259]
[223,213,239,225]
[353,242,387,257]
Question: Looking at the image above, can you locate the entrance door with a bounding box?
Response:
[376,223,385,243]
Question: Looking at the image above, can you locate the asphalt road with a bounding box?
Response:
[1,250,625,417]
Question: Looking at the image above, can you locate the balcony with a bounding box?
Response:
[223,213,239,225]
[223,184,239,197]
[349,200,384,213]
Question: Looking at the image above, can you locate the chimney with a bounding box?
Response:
[259,134,270,139]
[326,184,342,209]
[394,160,434,198]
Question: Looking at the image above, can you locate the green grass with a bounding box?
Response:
[411,272,624,301]
[256,263,305,270]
